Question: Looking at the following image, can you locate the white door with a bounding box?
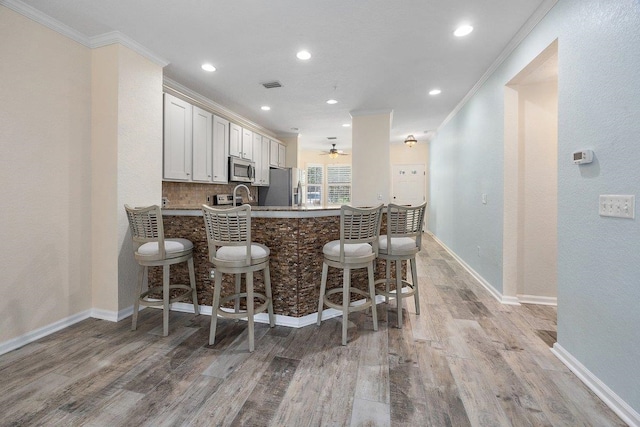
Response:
[391,164,426,206]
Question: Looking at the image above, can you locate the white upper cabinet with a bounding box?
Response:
[163,94,192,180]
[212,115,229,183]
[269,138,278,167]
[242,128,253,160]
[278,143,286,168]
[191,106,213,182]
[229,122,242,158]
[252,132,263,186]
[269,139,286,168]
[261,136,270,186]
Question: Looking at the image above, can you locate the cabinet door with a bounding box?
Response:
[278,143,286,168]
[252,132,262,185]
[163,94,192,180]
[192,106,213,182]
[242,128,253,160]
[212,115,229,183]
[261,136,270,186]
[269,139,279,167]
[229,123,242,158]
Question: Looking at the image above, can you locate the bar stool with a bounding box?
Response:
[375,202,427,328]
[317,204,383,345]
[124,204,199,336]
[202,204,275,352]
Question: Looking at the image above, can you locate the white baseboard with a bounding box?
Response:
[0,309,91,356]
[170,296,387,328]
[517,294,557,306]
[427,232,520,305]
[551,343,640,427]
[90,305,138,322]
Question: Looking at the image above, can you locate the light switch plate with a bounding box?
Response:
[599,195,635,219]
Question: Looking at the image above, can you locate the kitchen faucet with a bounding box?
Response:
[232,184,253,207]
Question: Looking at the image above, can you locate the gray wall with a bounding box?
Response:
[429,0,640,413]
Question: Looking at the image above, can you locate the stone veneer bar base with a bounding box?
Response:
[148,211,404,318]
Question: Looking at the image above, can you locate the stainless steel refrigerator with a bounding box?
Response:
[258,168,302,206]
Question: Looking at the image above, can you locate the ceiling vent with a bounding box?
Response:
[327,136,337,140]
[261,81,282,89]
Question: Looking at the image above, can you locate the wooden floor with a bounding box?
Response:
[0,234,626,427]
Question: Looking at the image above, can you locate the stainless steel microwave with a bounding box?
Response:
[229,157,255,183]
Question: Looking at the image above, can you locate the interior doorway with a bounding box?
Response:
[503,40,558,305]
[391,163,426,228]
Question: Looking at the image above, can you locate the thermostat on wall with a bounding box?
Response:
[573,150,593,164]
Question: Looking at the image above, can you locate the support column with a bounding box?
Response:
[350,109,393,206]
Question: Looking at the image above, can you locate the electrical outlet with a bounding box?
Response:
[377,193,383,200]
[162,197,169,208]
[482,193,488,205]
[599,195,635,219]
[209,269,215,279]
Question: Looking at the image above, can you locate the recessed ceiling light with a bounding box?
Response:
[326,99,338,105]
[454,25,474,37]
[342,124,351,127]
[201,63,216,72]
[261,106,271,111]
[429,89,442,95]
[296,50,311,60]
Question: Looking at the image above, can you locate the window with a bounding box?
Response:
[306,164,323,205]
[327,164,351,205]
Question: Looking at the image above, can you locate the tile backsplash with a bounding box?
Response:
[163,181,258,209]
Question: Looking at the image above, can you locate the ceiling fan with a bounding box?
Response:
[321,143,349,158]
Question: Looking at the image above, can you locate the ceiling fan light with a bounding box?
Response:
[329,151,339,159]
[404,134,418,147]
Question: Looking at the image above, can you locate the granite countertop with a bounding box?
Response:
[163,204,341,218]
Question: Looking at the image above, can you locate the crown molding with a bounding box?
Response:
[90,31,169,67]
[437,0,559,133]
[1,0,168,67]
[1,0,89,46]
[163,77,279,140]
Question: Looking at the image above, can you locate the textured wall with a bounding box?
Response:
[0,7,92,342]
[430,0,640,413]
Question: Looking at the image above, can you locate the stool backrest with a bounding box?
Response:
[202,204,252,264]
[386,202,427,251]
[340,204,384,260]
[124,204,166,259]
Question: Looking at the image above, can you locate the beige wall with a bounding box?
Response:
[0,8,92,342]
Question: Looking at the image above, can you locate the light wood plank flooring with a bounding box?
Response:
[0,234,626,426]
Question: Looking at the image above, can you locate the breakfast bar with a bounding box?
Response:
[150,206,401,319]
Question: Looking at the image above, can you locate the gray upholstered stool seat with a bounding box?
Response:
[317,204,383,345]
[202,204,275,352]
[375,202,427,328]
[125,204,200,337]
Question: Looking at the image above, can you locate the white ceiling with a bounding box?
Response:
[16,0,547,151]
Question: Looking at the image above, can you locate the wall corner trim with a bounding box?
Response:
[552,343,640,427]
[0,309,92,356]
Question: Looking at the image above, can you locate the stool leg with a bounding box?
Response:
[188,257,199,315]
[317,262,328,326]
[342,267,350,346]
[411,257,420,315]
[264,265,275,328]
[385,258,391,304]
[209,270,222,345]
[247,271,255,352]
[395,260,403,328]
[131,265,144,331]
[162,264,170,336]
[234,273,241,317]
[368,262,378,332]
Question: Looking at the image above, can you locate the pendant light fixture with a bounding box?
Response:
[404,135,417,147]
